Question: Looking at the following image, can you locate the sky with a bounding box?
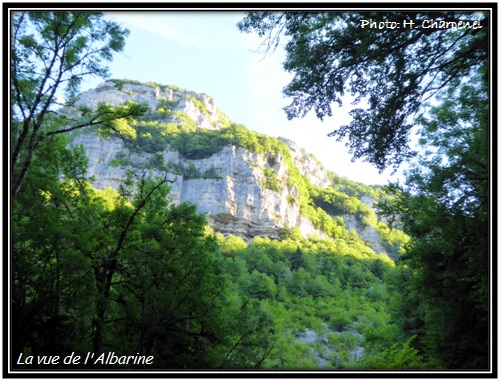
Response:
[82,11,403,186]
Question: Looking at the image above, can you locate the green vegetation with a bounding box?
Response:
[213,233,420,369]
[109,158,121,167]
[310,187,374,225]
[10,11,144,199]
[216,108,232,128]
[262,167,281,192]
[11,79,417,369]
[239,10,489,370]
[13,126,412,369]
[377,69,489,369]
[202,164,224,180]
[156,98,179,115]
[188,95,210,117]
[112,78,189,94]
[11,9,488,373]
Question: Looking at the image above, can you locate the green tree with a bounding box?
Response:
[113,198,228,368]
[378,69,488,368]
[13,167,176,358]
[246,271,278,300]
[237,11,488,171]
[11,135,94,358]
[11,147,233,368]
[355,336,426,369]
[85,175,176,356]
[216,297,276,369]
[11,11,148,198]
[289,247,305,271]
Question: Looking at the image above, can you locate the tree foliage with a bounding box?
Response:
[11,11,148,198]
[10,13,276,369]
[378,69,489,368]
[237,11,488,171]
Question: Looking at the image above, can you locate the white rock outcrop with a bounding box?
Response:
[71,134,327,240]
[74,80,223,130]
[279,137,331,188]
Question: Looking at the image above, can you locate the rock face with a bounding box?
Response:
[69,80,383,246]
[278,137,331,188]
[72,133,326,241]
[74,80,223,130]
[342,214,384,254]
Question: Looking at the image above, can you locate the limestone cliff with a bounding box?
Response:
[69,80,393,252]
[71,133,326,241]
